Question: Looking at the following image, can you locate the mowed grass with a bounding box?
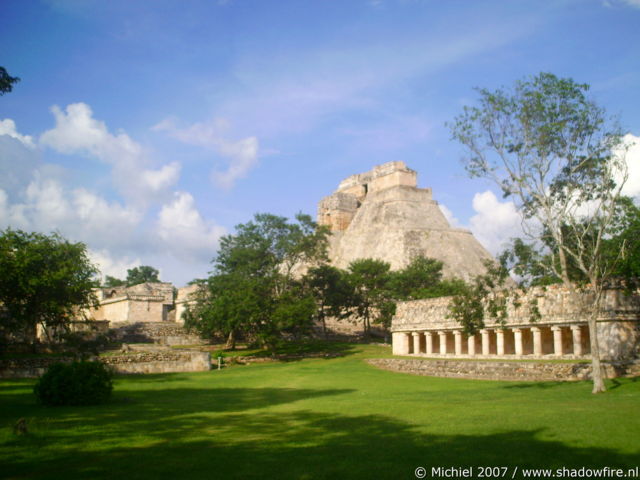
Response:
[1,344,639,480]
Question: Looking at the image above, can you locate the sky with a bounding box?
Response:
[1,0,639,286]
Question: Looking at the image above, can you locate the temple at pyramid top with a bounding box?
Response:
[318,161,494,282]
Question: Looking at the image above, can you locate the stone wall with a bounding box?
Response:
[110,322,204,346]
[367,358,638,382]
[0,350,211,379]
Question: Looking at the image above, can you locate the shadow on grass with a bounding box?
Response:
[2,382,639,480]
[501,376,638,390]
[500,381,572,390]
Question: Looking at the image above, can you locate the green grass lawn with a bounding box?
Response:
[1,344,639,480]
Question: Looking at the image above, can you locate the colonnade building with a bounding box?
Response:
[392,286,640,361]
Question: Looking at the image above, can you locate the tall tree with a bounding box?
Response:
[346,259,395,335]
[449,72,630,393]
[304,265,353,338]
[0,66,20,96]
[126,266,160,286]
[185,213,328,351]
[0,229,99,349]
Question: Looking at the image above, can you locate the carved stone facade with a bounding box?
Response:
[391,286,640,361]
[318,161,495,282]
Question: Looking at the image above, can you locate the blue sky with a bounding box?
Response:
[1,0,639,286]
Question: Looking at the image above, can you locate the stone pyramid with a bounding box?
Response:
[318,161,494,282]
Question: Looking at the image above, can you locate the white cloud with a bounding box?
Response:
[619,133,640,199]
[40,103,111,155]
[156,191,226,262]
[140,162,181,192]
[0,119,36,149]
[0,175,143,251]
[40,103,180,203]
[211,137,259,189]
[88,249,141,282]
[154,118,259,190]
[469,191,523,254]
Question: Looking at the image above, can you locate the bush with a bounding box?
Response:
[33,361,113,406]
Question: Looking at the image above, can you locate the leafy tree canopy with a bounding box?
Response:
[103,275,126,288]
[389,256,467,300]
[0,229,99,347]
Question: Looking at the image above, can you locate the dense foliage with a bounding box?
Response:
[0,229,99,349]
[33,361,113,406]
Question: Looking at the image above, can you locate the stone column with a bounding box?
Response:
[454,331,463,355]
[513,328,523,356]
[552,326,563,356]
[412,332,421,355]
[438,331,447,355]
[496,329,505,356]
[467,334,476,356]
[392,332,411,355]
[531,327,542,356]
[425,332,433,355]
[571,325,583,356]
[481,329,490,355]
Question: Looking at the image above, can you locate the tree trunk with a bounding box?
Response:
[558,248,571,286]
[320,313,327,339]
[225,330,236,350]
[587,294,606,394]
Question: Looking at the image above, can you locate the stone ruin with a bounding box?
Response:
[92,282,175,324]
[318,161,494,282]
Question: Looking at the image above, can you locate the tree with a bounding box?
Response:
[449,72,630,393]
[0,229,99,349]
[304,265,353,338]
[346,259,395,335]
[126,266,160,286]
[185,213,329,351]
[103,275,126,288]
[389,256,467,300]
[0,66,20,96]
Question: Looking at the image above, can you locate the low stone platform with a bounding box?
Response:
[0,350,211,378]
[367,358,640,382]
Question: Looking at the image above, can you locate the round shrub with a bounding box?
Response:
[34,361,113,406]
